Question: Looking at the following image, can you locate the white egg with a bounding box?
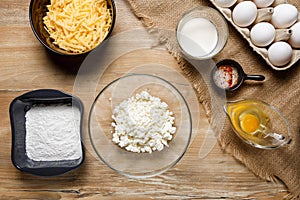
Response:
[271,4,298,28]
[215,0,237,7]
[250,22,275,47]
[253,0,274,8]
[289,22,300,48]
[268,42,293,66]
[232,1,257,27]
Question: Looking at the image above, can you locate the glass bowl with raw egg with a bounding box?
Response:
[176,6,228,60]
[88,74,192,178]
[224,99,291,149]
[29,0,116,56]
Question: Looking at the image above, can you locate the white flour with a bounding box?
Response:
[25,104,82,161]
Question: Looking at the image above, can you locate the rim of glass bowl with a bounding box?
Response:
[88,73,192,178]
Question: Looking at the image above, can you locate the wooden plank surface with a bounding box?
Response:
[0,0,289,199]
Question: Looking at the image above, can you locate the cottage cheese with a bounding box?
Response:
[111,91,176,154]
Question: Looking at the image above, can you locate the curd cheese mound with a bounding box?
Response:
[111,91,176,154]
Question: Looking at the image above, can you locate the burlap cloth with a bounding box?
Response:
[126,0,300,198]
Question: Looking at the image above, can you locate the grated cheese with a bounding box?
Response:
[43,0,112,53]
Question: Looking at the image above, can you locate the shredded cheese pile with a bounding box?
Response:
[43,0,112,53]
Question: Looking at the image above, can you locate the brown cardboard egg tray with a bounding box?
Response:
[209,0,300,70]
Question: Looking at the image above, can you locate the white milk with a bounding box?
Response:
[178,18,218,58]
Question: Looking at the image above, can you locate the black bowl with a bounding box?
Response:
[9,89,85,176]
[29,0,116,56]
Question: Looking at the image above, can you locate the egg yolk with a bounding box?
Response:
[240,114,259,133]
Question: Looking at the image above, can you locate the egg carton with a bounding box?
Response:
[209,0,300,70]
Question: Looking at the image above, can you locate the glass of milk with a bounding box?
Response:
[176,6,228,60]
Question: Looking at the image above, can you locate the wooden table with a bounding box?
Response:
[0,0,289,199]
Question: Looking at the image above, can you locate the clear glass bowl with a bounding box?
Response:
[88,74,192,178]
[224,99,291,149]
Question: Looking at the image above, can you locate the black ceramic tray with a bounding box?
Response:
[9,89,84,176]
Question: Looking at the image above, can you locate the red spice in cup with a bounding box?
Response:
[213,65,239,89]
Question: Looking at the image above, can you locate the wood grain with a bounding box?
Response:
[0,0,289,199]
